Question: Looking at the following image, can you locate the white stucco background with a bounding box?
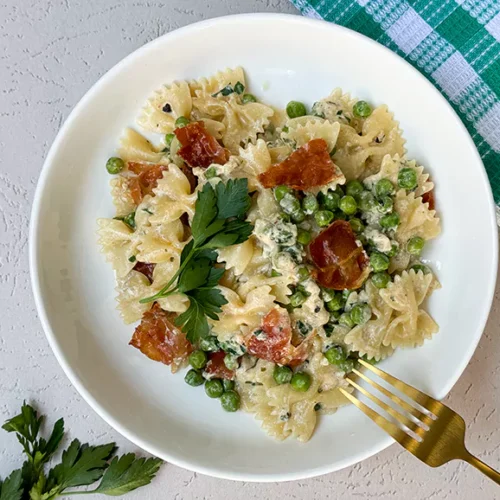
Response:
[1,1,499,498]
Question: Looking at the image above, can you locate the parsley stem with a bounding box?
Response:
[139,244,197,304]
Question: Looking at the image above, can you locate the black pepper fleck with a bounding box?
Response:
[162,103,172,113]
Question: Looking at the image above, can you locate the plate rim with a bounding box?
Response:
[29,12,499,482]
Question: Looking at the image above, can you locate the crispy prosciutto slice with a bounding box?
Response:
[204,351,235,380]
[246,307,311,367]
[309,220,370,290]
[130,303,193,372]
[258,138,341,190]
[174,121,230,168]
[127,162,168,204]
[422,189,435,210]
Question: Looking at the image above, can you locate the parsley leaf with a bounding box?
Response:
[46,439,115,491]
[212,84,234,97]
[191,183,217,245]
[92,454,162,496]
[203,267,226,289]
[177,258,212,293]
[175,298,209,343]
[215,178,251,219]
[190,288,227,320]
[0,469,23,500]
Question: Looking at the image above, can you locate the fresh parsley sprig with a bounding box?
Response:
[0,402,162,500]
[140,178,253,343]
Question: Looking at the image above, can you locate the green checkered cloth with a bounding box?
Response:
[291,0,500,217]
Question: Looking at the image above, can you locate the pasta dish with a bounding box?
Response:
[97,67,441,441]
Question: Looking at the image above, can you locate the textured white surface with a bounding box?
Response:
[0,1,499,498]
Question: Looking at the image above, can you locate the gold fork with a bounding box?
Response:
[339,359,500,485]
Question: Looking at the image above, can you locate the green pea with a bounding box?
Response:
[377,196,394,214]
[291,209,306,223]
[273,365,293,385]
[205,166,217,179]
[322,191,341,211]
[122,212,136,230]
[242,93,257,104]
[338,358,355,373]
[334,210,347,221]
[290,372,311,392]
[297,230,311,245]
[353,100,373,118]
[398,168,418,190]
[339,195,358,215]
[220,390,241,412]
[324,346,346,365]
[298,267,310,281]
[375,178,395,198]
[350,304,372,325]
[184,369,204,387]
[164,133,175,149]
[199,335,219,352]
[339,312,355,328]
[386,243,399,257]
[372,271,390,289]
[370,252,390,272]
[325,293,344,312]
[302,194,319,214]
[358,191,375,212]
[286,100,307,118]
[411,264,431,275]
[315,210,334,227]
[290,291,306,308]
[223,379,235,391]
[175,116,190,128]
[349,218,364,234]
[279,192,301,214]
[224,354,238,371]
[271,269,282,277]
[106,157,125,175]
[380,212,400,229]
[407,236,425,256]
[205,379,224,398]
[346,180,364,197]
[189,350,207,370]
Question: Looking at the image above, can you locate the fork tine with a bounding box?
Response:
[352,368,434,427]
[358,359,438,413]
[345,377,423,433]
[339,388,419,449]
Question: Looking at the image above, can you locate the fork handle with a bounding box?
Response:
[463,451,500,485]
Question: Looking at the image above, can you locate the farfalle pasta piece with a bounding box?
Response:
[394,189,441,244]
[137,81,192,134]
[136,219,185,264]
[217,238,255,276]
[282,117,340,152]
[147,165,197,224]
[344,281,395,361]
[379,270,439,349]
[97,218,139,277]
[210,285,276,336]
[110,176,137,216]
[117,128,166,164]
[193,94,274,153]
[116,270,152,324]
[312,88,358,124]
[333,106,405,180]
[189,67,246,97]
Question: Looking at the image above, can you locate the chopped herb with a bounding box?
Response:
[142,208,153,215]
[212,84,234,97]
[234,81,245,94]
[314,403,322,411]
[128,256,136,263]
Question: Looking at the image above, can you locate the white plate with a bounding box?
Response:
[30,14,498,482]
